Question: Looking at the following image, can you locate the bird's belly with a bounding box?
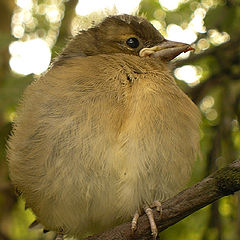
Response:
[10,86,198,237]
[23,123,192,239]
[33,140,169,237]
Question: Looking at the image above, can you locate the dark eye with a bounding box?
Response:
[126,37,139,48]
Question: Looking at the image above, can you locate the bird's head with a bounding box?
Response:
[58,14,193,63]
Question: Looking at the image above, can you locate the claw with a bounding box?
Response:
[131,211,140,232]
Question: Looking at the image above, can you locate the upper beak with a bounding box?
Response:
[139,39,194,61]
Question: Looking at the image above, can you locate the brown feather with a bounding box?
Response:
[7,14,200,238]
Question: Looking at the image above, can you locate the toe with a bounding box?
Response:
[153,200,162,216]
[144,205,158,239]
[131,211,140,232]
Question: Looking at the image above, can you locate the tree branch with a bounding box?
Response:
[84,160,240,240]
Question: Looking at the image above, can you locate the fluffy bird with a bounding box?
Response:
[8,14,200,239]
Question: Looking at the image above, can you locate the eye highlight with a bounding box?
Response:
[126,37,139,48]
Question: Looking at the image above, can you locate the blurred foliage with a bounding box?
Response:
[0,0,240,240]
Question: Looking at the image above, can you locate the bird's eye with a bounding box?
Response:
[126,37,139,48]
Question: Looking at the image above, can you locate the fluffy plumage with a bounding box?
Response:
[7,14,200,238]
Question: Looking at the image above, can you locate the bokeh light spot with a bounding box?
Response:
[208,29,230,45]
[200,96,215,112]
[45,5,62,23]
[174,65,201,85]
[12,25,25,38]
[158,0,183,11]
[150,20,162,30]
[197,38,210,50]
[76,0,140,16]
[167,24,197,44]
[205,109,218,121]
[9,38,51,75]
[16,0,33,10]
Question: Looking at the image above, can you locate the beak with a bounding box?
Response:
[139,39,194,61]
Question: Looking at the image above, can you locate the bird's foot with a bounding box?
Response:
[131,200,162,239]
[131,211,140,232]
[152,200,162,215]
[54,233,64,240]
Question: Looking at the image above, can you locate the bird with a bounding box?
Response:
[7,14,201,239]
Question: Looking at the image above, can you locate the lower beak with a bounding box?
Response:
[139,39,194,61]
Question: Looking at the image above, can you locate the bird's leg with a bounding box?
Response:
[54,233,64,240]
[132,201,162,239]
